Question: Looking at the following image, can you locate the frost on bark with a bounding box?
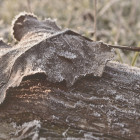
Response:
[0,13,140,139]
[0,12,113,104]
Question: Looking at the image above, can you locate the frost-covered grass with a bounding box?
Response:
[0,0,140,66]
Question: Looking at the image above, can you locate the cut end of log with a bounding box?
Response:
[11,12,62,41]
[12,12,38,41]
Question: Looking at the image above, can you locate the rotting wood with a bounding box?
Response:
[0,12,140,139]
[0,12,113,104]
[0,61,140,139]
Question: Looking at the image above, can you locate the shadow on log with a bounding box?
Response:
[0,12,140,139]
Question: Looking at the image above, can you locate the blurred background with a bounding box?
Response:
[0,0,140,66]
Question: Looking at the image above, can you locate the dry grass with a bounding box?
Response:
[0,0,140,66]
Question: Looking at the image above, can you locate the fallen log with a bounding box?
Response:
[0,12,140,139]
[0,61,140,139]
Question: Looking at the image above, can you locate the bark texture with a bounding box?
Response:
[0,12,113,104]
[0,13,140,139]
[0,61,140,139]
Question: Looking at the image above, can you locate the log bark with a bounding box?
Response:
[0,61,140,139]
[0,12,140,139]
[0,12,113,104]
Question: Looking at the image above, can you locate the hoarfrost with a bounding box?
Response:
[0,13,113,104]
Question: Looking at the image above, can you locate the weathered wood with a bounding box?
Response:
[0,12,140,139]
[0,61,140,139]
[0,12,113,104]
